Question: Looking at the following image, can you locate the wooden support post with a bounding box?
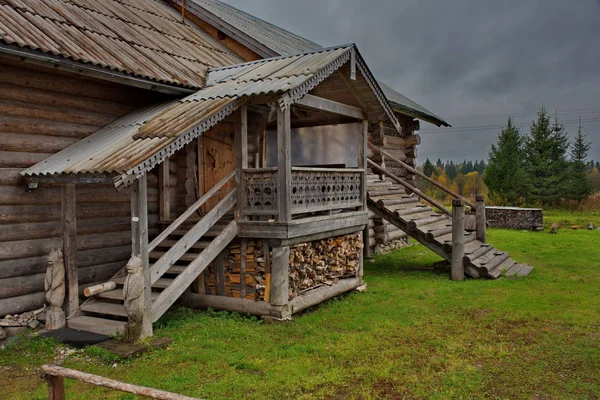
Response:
[217,251,226,296]
[277,107,292,222]
[235,106,248,220]
[132,176,152,338]
[45,373,65,400]
[159,160,170,220]
[360,121,370,259]
[270,246,289,306]
[240,239,247,299]
[475,194,486,243]
[259,114,268,168]
[61,184,78,316]
[451,199,465,281]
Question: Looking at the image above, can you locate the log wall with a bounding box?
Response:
[0,57,166,316]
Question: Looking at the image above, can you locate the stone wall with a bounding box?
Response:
[484,206,544,231]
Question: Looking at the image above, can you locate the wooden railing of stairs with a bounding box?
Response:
[367,142,533,280]
[68,171,239,336]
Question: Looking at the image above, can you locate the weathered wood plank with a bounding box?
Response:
[62,184,78,315]
[451,199,465,281]
[295,94,365,119]
[277,107,291,221]
[270,246,290,306]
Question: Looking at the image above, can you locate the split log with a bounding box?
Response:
[84,281,116,297]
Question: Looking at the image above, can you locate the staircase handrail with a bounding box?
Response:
[148,170,236,252]
[368,142,476,209]
[367,159,452,217]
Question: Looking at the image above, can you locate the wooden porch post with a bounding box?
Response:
[451,199,465,281]
[277,106,292,222]
[131,175,152,337]
[62,184,78,316]
[159,160,170,221]
[475,194,486,243]
[360,121,370,262]
[235,105,248,220]
[270,246,289,306]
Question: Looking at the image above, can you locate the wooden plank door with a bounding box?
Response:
[200,123,235,213]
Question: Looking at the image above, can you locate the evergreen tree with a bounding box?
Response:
[567,118,594,208]
[435,158,443,169]
[524,107,570,205]
[484,117,527,204]
[446,161,458,180]
[423,158,435,177]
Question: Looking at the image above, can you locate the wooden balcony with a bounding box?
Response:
[238,167,368,245]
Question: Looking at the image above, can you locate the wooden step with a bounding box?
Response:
[441,233,477,253]
[97,290,159,301]
[377,196,418,208]
[393,206,432,217]
[504,263,534,277]
[407,215,447,231]
[487,258,516,279]
[154,240,211,250]
[368,189,407,197]
[114,276,174,289]
[397,210,438,222]
[171,227,224,237]
[463,244,495,264]
[149,251,201,262]
[479,252,510,276]
[425,225,453,241]
[471,248,502,267]
[81,300,127,317]
[68,316,125,336]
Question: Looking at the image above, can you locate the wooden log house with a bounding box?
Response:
[0,0,531,339]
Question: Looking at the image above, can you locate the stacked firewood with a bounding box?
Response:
[288,234,362,299]
[202,240,269,301]
[227,241,268,300]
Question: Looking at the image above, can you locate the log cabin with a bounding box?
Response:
[0,0,531,338]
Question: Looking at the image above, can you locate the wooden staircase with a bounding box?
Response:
[68,172,238,336]
[366,143,533,280]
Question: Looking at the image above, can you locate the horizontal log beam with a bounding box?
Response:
[295,94,366,120]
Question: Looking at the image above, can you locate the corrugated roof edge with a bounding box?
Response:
[208,43,354,72]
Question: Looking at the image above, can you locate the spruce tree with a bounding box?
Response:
[484,117,527,204]
[567,118,594,208]
[524,107,570,205]
[423,158,435,177]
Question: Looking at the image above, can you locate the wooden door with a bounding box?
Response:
[200,123,235,213]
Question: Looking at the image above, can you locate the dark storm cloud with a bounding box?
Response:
[223,0,600,162]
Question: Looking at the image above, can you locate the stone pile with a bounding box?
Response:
[0,306,46,340]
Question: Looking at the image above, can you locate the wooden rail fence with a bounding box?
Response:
[42,364,201,400]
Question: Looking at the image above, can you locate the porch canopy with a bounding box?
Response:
[22,44,401,189]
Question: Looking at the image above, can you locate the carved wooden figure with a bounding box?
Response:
[123,255,144,343]
[45,248,66,330]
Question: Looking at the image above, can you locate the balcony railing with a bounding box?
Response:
[242,167,364,218]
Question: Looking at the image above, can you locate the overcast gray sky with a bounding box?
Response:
[222,0,600,164]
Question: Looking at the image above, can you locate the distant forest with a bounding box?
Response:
[418,106,599,209]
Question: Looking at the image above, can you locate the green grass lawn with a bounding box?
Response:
[1,211,600,399]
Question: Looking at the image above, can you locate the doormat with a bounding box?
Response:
[40,328,110,348]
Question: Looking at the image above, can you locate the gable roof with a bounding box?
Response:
[186,0,449,127]
[187,0,321,57]
[0,0,243,88]
[22,45,399,189]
